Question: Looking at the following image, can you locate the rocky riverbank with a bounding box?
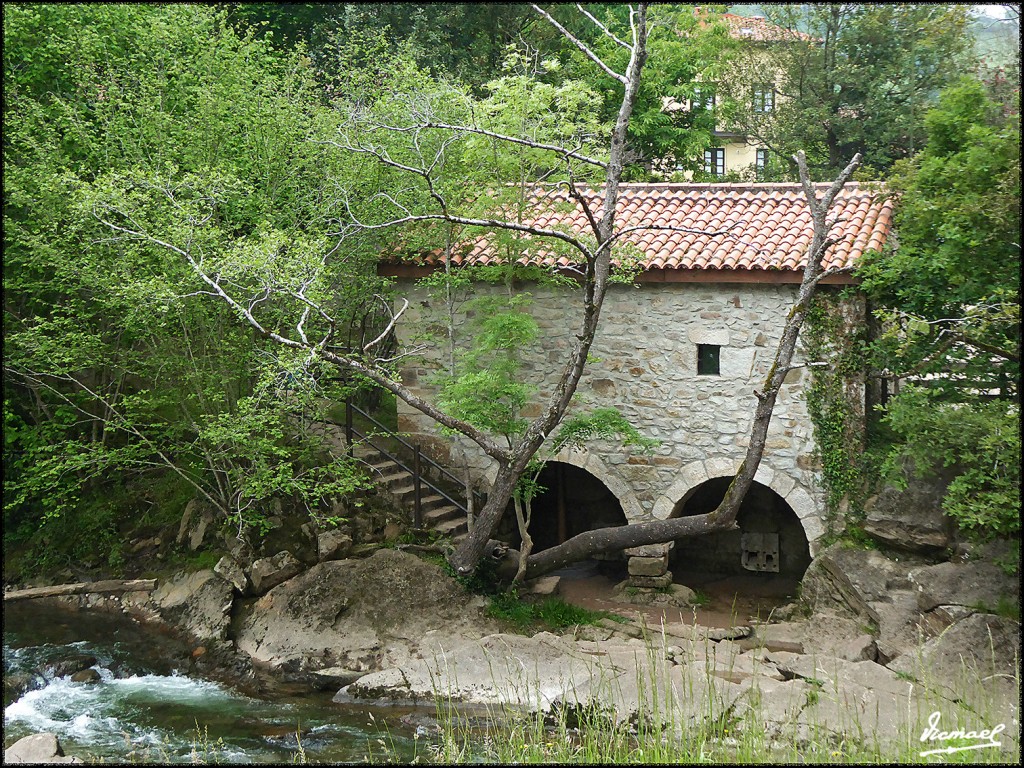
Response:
[9,531,1019,761]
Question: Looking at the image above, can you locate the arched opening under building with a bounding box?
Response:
[499,461,629,577]
[669,477,811,608]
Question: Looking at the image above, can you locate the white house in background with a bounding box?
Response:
[665,12,813,180]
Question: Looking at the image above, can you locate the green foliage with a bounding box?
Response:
[552,407,659,455]
[879,387,1020,540]
[802,294,870,524]
[723,4,975,178]
[689,589,712,608]
[550,4,729,177]
[857,75,1019,545]
[3,4,378,553]
[858,76,1020,400]
[436,295,539,442]
[841,525,879,552]
[970,595,1021,622]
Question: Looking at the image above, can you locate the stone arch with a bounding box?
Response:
[652,457,826,555]
[546,448,644,523]
[668,476,812,579]
[478,449,641,523]
[524,460,630,554]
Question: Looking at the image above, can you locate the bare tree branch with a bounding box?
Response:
[576,3,632,50]
[416,122,609,168]
[91,205,514,465]
[363,297,409,354]
[531,4,628,84]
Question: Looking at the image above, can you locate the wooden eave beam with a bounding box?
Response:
[378,263,859,286]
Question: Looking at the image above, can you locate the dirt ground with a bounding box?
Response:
[552,558,800,629]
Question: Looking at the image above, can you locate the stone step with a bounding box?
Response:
[435,517,468,537]
[390,487,450,508]
[375,471,413,488]
[423,505,462,525]
[357,448,472,543]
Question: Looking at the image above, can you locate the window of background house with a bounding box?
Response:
[692,83,716,111]
[703,148,725,177]
[697,344,721,375]
[755,148,768,179]
[753,84,775,113]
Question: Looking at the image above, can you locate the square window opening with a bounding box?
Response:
[703,148,725,177]
[697,344,721,375]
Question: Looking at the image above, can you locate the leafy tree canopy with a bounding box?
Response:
[3,4,379,563]
[857,74,1020,542]
[721,3,975,178]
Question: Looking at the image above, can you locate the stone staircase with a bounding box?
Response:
[305,403,475,545]
[357,446,471,545]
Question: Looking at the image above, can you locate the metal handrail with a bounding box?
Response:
[349,402,469,492]
[344,400,483,528]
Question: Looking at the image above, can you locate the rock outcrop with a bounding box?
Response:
[233,549,499,677]
[4,733,83,764]
[861,460,955,553]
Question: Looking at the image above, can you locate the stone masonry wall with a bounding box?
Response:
[393,278,864,555]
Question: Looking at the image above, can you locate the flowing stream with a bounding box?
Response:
[3,601,422,764]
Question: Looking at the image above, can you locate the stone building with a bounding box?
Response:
[381,182,892,582]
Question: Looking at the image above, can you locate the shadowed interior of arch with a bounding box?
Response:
[669,476,811,605]
[503,461,629,555]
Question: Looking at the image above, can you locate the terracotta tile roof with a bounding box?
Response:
[404,183,892,276]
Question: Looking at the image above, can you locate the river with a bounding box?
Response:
[3,601,423,764]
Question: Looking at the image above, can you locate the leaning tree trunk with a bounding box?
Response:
[447,4,650,575]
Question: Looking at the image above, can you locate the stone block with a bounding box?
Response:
[628,555,668,577]
[624,542,672,558]
[784,487,817,520]
[627,573,674,589]
[753,464,775,488]
[705,456,737,479]
[249,551,304,595]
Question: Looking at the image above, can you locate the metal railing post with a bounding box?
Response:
[344,399,354,457]
[413,446,423,528]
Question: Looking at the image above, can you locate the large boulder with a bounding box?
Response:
[45,653,98,679]
[799,543,919,621]
[4,733,82,763]
[234,549,498,675]
[343,630,749,730]
[908,559,1020,612]
[888,613,1021,719]
[861,460,955,553]
[149,569,233,643]
[343,631,597,707]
